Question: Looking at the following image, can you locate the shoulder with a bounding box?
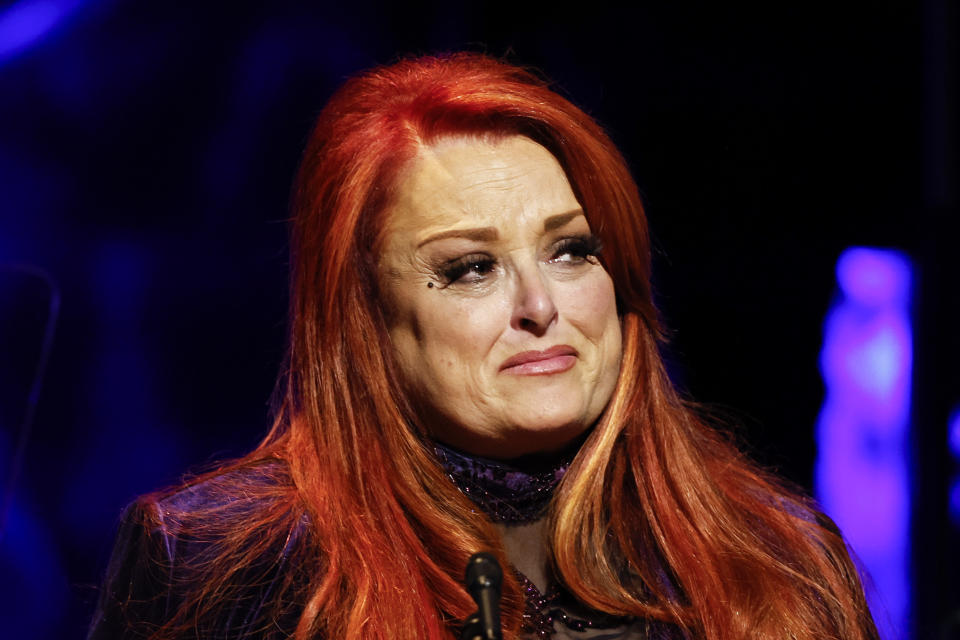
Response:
[88,459,308,640]
[157,457,295,511]
[158,458,306,570]
[150,458,300,535]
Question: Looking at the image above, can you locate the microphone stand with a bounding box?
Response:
[460,552,503,640]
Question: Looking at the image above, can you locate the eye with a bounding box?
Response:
[549,234,603,265]
[438,254,497,286]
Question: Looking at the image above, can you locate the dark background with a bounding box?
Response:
[0,1,956,638]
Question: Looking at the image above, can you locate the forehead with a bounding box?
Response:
[384,135,582,238]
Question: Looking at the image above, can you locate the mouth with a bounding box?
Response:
[499,345,578,375]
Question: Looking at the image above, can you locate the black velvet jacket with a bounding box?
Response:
[88,464,307,639]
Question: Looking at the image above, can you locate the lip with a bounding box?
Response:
[499,345,578,375]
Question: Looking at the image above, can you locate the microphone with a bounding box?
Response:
[460,552,503,640]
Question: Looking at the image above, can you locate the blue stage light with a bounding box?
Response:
[816,247,912,640]
[949,408,960,460]
[836,247,911,308]
[950,478,960,526]
[951,408,960,525]
[0,0,84,65]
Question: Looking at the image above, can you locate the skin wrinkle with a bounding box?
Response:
[377,135,622,459]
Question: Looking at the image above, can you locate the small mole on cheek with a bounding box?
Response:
[427,282,434,288]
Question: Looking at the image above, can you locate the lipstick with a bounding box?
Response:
[499,345,577,375]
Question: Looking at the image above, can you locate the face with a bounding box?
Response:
[378,135,622,459]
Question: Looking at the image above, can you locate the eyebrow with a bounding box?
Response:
[416,209,586,248]
[543,209,585,231]
[417,226,499,248]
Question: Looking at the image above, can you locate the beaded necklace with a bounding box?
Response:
[432,442,569,523]
[516,571,638,638]
[433,442,635,637]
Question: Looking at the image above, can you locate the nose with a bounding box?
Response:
[510,265,558,335]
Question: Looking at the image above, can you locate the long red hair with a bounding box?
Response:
[142,53,878,639]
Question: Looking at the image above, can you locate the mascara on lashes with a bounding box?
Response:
[431,233,604,288]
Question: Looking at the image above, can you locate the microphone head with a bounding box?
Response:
[465,552,502,597]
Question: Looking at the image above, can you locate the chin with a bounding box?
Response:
[500,418,592,458]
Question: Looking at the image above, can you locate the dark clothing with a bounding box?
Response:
[88,459,675,639]
[88,464,305,639]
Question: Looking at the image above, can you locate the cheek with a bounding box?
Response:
[401,295,507,374]
[565,273,619,339]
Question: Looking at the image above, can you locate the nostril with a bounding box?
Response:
[511,268,559,333]
[517,314,551,336]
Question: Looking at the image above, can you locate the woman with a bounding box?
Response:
[89,53,879,639]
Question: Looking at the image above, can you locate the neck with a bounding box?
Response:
[432,440,574,524]
[495,519,550,592]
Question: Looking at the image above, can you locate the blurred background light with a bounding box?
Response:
[951,408,960,526]
[950,478,960,526]
[0,0,86,65]
[949,408,960,460]
[836,247,912,308]
[816,247,912,640]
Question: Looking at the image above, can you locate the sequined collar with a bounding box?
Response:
[432,442,571,524]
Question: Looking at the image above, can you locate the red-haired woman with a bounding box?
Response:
[88,53,879,640]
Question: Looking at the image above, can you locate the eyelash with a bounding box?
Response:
[438,254,496,285]
[551,235,604,265]
[435,234,603,287]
